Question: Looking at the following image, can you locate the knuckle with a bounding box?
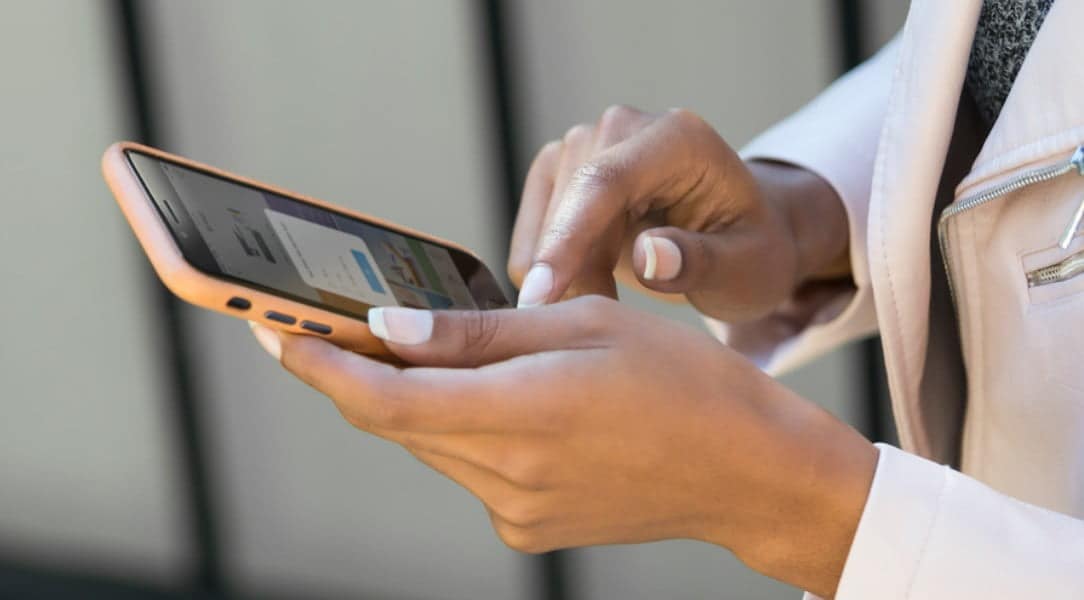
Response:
[598,104,636,131]
[576,293,615,313]
[569,159,625,194]
[316,383,376,431]
[339,409,370,432]
[562,123,593,147]
[497,450,550,490]
[568,295,617,336]
[461,311,500,357]
[494,495,547,528]
[494,521,547,554]
[536,140,563,162]
[667,107,707,130]
[687,233,713,272]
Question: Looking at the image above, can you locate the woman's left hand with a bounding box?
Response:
[250,296,876,598]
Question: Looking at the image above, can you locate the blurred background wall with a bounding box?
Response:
[0,1,905,598]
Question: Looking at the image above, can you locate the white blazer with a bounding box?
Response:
[710,1,1084,597]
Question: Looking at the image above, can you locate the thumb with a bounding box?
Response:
[366,296,613,367]
[631,224,798,321]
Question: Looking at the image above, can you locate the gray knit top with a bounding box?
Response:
[965,0,1056,125]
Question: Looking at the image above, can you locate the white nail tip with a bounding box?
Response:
[368,307,434,345]
[642,236,658,280]
[368,307,389,340]
[517,264,553,308]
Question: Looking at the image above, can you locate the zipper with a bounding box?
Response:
[937,145,1084,305]
[1026,249,1084,287]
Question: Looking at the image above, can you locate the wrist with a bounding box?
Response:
[697,377,877,598]
[768,405,877,598]
[748,160,851,286]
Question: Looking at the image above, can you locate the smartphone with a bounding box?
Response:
[102,142,510,356]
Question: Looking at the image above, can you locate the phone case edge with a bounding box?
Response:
[101,141,500,356]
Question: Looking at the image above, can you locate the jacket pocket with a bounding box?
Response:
[1021,236,1084,305]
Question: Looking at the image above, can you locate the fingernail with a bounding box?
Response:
[641,235,682,281]
[249,321,282,361]
[517,263,553,308]
[368,307,434,345]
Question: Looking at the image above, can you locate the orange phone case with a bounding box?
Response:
[102,141,496,357]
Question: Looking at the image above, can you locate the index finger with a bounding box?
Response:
[526,110,709,305]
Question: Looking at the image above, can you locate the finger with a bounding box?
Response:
[489,513,550,554]
[592,104,654,150]
[409,446,489,493]
[407,447,510,502]
[407,437,550,491]
[365,295,613,367]
[509,141,562,287]
[523,109,729,306]
[267,328,509,433]
[512,125,596,306]
[409,447,554,529]
[631,221,798,320]
[545,124,596,236]
[546,124,622,301]
[579,106,655,299]
[559,106,652,300]
[399,431,549,489]
[517,124,610,306]
[612,217,688,304]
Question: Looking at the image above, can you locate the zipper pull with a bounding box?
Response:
[1058,146,1084,250]
[1060,196,1084,249]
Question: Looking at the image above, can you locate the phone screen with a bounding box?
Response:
[126,150,509,320]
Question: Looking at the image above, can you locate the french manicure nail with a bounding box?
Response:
[642,235,658,279]
[641,235,682,281]
[249,321,282,361]
[368,307,434,345]
[517,263,553,308]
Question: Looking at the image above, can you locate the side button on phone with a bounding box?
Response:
[264,311,297,325]
[226,297,251,310]
[300,321,332,335]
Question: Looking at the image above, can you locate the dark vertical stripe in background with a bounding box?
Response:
[477,1,575,600]
[109,1,228,596]
[833,0,894,445]
[835,0,866,72]
[479,0,527,239]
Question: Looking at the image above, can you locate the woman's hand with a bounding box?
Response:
[250,298,876,598]
[510,106,850,322]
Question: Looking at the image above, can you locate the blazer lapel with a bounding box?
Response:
[867,0,981,459]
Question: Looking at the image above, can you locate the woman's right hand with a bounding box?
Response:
[509,105,850,323]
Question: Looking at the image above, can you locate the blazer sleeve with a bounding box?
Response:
[704,40,899,375]
[804,444,1084,599]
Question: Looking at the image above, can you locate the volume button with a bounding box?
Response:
[300,321,332,335]
[264,311,297,325]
